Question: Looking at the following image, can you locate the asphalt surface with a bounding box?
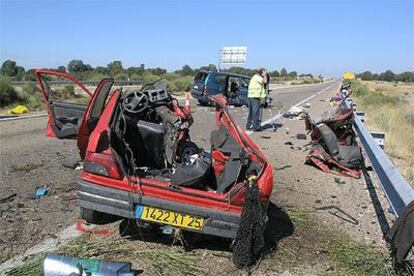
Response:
[0,81,391,274]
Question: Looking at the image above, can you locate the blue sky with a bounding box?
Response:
[1,0,413,76]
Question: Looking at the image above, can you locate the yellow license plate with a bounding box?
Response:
[135,205,204,231]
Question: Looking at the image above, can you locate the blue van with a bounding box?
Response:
[191,71,251,106]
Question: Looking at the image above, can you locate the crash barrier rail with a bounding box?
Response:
[11,80,143,86]
[345,98,414,218]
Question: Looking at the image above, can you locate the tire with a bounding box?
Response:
[80,207,116,225]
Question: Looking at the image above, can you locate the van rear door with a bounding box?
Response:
[192,72,208,94]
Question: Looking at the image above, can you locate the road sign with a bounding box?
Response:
[220,46,247,64]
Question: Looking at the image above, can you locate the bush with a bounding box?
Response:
[114,73,128,80]
[159,79,178,93]
[85,72,109,81]
[142,72,161,86]
[0,77,21,107]
[350,80,400,106]
[129,73,144,81]
[162,73,181,81]
[20,83,44,109]
[173,76,192,92]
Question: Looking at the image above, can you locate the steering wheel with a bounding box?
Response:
[123,91,149,113]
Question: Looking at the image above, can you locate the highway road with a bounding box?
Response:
[0,81,391,274]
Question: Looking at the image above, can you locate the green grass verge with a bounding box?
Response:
[5,254,43,276]
[285,208,315,228]
[327,237,392,276]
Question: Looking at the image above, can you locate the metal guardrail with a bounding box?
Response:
[11,80,143,86]
[345,98,414,218]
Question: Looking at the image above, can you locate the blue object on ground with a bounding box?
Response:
[35,187,48,198]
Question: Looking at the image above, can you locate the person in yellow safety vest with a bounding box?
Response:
[246,68,268,131]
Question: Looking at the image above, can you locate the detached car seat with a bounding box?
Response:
[306,123,362,178]
[210,125,244,193]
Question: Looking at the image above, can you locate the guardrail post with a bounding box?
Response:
[355,111,365,123]
[370,131,385,150]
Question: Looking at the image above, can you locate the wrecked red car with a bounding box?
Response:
[34,69,273,240]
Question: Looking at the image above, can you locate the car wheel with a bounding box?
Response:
[80,207,116,224]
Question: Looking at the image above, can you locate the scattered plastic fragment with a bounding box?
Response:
[334,177,346,185]
[43,253,137,276]
[35,187,48,198]
[283,106,305,120]
[9,105,28,115]
[296,133,307,140]
[314,205,359,225]
[76,219,110,236]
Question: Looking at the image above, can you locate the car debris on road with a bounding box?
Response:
[8,105,28,115]
[35,187,48,198]
[283,106,306,120]
[303,84,363,178]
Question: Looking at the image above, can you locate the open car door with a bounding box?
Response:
[34,69,114,158]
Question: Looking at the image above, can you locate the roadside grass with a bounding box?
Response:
[285,207,315,228]
[5,234,202,276]
[6,210,395,276]
[5,254,43,276]
[265,207,394,275]
[327,237,392,276]
[351,80,414,183]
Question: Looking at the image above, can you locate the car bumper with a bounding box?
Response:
[78,180,240,239]
[191,91,210,103]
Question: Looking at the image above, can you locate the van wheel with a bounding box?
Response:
[80,207,114,224]
[198,100,209,106]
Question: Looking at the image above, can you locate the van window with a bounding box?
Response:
[241,77,250,88]
[194,72,207,82]
[212,74,227,86]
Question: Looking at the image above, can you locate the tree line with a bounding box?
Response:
[0,59,318,82]
[356,70,414,82]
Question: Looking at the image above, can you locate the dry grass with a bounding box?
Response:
[352,81,414,184]
[5,233,202,276]
[362,81,414,107]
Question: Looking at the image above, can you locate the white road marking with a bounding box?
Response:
[0,113,48,122]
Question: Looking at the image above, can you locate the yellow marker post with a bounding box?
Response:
[343,72,355,80]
